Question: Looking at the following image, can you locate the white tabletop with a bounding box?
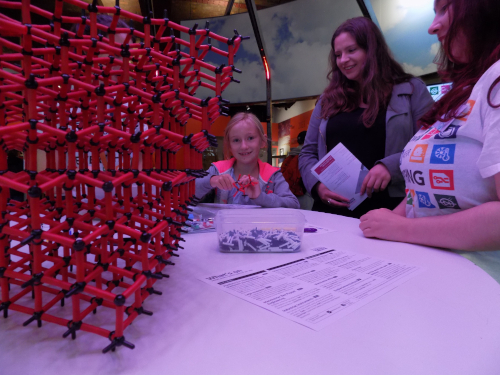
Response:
[1,210,500,375]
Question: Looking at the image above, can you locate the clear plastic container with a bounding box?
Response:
[215,208,305,253]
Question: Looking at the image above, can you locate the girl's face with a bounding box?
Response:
[228,120,264,166]
[334,32,367,83]
[428,0,468,63]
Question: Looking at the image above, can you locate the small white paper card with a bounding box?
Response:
[311,143,368,211]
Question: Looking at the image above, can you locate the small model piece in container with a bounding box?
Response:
[216,209,305,252]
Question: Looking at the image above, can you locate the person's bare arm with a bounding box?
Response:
[360,173,500,251]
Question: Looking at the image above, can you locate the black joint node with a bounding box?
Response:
[183,134,193,144]
[135,306,153,316]
[102,181,114,192]
[140,232,151,243]
[62,256,71,267]
[21,271,44,289]
[114,294,126,307]
[95,261,109,272]
[95,83,105,96]
[0,267,5,278]
[162,181,172,191]
[66,170,76,181]
[65,281,86,298]
[66,217,75,227]
[121,45,130,58]
[132,169,139,178]
[73,240,85,252]
[88,0,98,12]
[102,335,135,354]
[106,279,120,288]
[21,48,34,56]
[22,310,44,327]
[106,220,115,230]
[59,32,70,47]
[26,135,39,145]
[152,93,161,104]
[91,297,103,307]
[91,169,100,178]
[26,170,37,180]
[146,287,162,296]
[28,118,37,130]
[63,320,82,340]
[88,209,95,217]
[130,132,142,143]
[0,301,11,318]
[61,74,70,84]
[27,186,42,199]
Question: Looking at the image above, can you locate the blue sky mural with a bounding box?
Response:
[181,0,439,104]
[367,0,439,76]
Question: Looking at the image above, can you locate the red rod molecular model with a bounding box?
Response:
[0,0,246,353]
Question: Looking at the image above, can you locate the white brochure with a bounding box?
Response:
[311,143,368,210]
[200,249,424,330]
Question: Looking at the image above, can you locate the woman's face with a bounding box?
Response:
[428,0,468,63]
[334,32,367,83]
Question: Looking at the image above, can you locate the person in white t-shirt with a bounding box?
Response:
[359,0,500,282]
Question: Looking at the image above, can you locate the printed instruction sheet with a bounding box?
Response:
[310,143,368,211]
[200,249,423,330]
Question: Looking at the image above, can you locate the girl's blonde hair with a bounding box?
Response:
[223,112,267,159]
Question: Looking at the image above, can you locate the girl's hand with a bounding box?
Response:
[360,164,391,198]
[238,175,261,199]
[359,208,408,241]
[316,182,350,208]
[210,175,235,191]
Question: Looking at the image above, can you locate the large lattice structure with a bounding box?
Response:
[0,0,245,352]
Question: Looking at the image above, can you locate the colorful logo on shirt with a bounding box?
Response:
[421,128,440,140]
[429,170,454,190]
[434,125,460,139]
[405,189,415,205]
[409,144,428,163]
[434,194,461,209]
[456,99,476,121]
[415,191,436,208]
[430,144,456,164]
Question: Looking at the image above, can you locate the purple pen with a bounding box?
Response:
[304,227,317,233]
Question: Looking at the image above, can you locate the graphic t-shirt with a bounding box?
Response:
[400,61,500,219]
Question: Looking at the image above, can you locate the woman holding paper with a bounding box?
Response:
[360,0,500,282]
[299,17,434,219]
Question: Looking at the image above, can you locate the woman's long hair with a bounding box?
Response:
[321,17,412,127]
[420,0,500,127]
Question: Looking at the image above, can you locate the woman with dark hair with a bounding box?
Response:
[360,0,500,282]
[299,17,434,218]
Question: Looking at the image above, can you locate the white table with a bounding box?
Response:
[1,210,500,375]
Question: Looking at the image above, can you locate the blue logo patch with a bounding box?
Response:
[434,194,461,209]
[435,125,460,139]
[415,191,436,208]
[430,144,456,164]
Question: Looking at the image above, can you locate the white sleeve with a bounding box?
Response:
[478,75,500,178]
